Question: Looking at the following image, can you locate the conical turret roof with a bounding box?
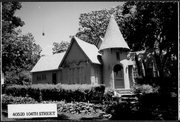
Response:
[99,15,130,52]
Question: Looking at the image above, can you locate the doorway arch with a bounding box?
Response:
[113,64,124,89]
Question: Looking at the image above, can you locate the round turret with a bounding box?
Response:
[99,15,130,53]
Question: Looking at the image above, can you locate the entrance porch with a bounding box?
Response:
[113,59,135,95]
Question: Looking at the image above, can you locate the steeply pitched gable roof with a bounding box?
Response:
[75,37,101,64]
[99,15,130,52]
[60,36,101,66]
[31,52,65,73]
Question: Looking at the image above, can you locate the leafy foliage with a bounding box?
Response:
[103,88,116,104]
[4,70,32,85]
[2,94,37,109]
[102,83,177,120]
[76,8,115,45]
[2,2,42,85]
[133,84,159,95]
[5,84,105,103]
[2,2,24,34]
[52,41,70,54]
[77,2,177,80]
[132,83,177,120]
[39,101,107,120]
[56,101,104,116]
[106,101,137,120]
[2,31,42,73]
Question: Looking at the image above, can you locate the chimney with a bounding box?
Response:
[95,36,103,49]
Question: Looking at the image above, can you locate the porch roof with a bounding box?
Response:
[120,59,134,66]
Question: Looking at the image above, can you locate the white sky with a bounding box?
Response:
[15,2,124,55]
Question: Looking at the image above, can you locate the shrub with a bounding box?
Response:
[5,85,29,97]
[4,70,32,85]
[18,70,32,85]
[132,84,160,106]
[104,84,163,120]
[103,88,115,103]
[133,84,159,95]
[131,84,165,119]
[105,100,136,120]
[4,70,21,85]
[56,101,104,115]
[2,94,37,110]
[4,84,105,103]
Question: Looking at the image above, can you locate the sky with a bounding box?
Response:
[15,2,124,55]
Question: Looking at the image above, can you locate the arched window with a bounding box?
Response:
[113,64,124,89]
[113,64,123,77]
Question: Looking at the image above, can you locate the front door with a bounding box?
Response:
[52,73,57,84]
[113,64,124,89]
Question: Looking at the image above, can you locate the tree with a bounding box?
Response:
[2,2,24,35]
[76,2,178,79]
[2,2,42,85]
[2,28,42,73]
[76,8,115,45]
[2,2,24,78]
[122,2,177,79]
[77,3,178,119]
[52,41,69,54]
[2,30,42,84]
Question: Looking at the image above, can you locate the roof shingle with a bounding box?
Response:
[31,52,65,72]
[74,37,101,64]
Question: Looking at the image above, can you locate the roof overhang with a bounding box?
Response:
[120,59,134,66]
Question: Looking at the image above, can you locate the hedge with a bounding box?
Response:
[5,84,105,103]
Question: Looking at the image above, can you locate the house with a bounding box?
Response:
[31,15,135,91]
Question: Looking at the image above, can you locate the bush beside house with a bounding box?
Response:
[5,84,105,103]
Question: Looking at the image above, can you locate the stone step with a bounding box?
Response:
[115,89,133,95]
[112,89,134,98]
[114,89,138,103]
